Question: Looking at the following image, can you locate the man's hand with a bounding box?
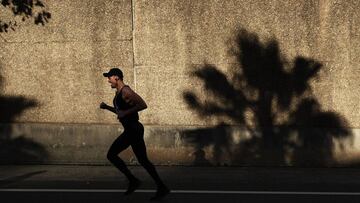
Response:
[100,102,117,114]
[100,102,108,109]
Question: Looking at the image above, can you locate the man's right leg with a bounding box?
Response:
[107,133,141,195]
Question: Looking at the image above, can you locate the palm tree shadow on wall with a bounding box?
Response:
[0,65,48,164]
[0,0,51,163]
[182,29,353,167]
[0,0,51,33]
[0,66,48,164]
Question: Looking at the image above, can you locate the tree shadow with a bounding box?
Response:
[0,64,48,164]
[182,28,353,167]
[0,0,51,33]
[0,0,50,164]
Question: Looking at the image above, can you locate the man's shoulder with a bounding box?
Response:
[121,85,135,95]
[122,85,133,91]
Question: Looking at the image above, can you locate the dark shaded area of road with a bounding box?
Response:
[2,191,360,203]
[1,165,360,202]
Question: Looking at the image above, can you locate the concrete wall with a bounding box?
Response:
[134,0,359,127]
[0,0,359,166]
[0,0,134,124]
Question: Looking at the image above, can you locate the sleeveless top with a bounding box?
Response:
[113,85,139,125]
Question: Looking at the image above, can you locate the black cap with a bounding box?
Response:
[103,68,123,79]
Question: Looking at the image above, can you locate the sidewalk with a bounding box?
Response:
[1,165,360,192]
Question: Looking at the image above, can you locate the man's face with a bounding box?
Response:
[107,75,118,88]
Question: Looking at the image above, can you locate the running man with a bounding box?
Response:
[100,68,170,201]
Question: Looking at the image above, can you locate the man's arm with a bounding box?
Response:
[117,87,147,118]
[100,102,117,114]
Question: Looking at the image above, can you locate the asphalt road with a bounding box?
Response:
[3,190,360,203]
[1,165,360,202]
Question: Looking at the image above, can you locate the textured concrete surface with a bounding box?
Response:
[0,0,358,126]
[134,0,359,127]
[0,123,359,166]
[0,0,134,124]
[0,0,359,165]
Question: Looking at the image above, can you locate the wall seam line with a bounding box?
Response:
[131,0,137,91]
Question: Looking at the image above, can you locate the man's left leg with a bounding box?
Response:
[131,125,170,200]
